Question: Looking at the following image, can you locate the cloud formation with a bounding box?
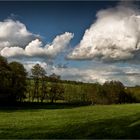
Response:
[23,60,140,86]
[0,19,38,51]
[0,19,74,58]
[68,3,140,62]
[1,32,73,58]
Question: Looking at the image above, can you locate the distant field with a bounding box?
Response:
[0,104,140,139]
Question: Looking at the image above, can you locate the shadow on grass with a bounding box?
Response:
[0,104,140,139]
[1,112,140,139]
[0,102,89,111]
[0,111,140,139]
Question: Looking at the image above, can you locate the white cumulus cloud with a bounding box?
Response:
[45,32,74,57]
[0,19,38,50]
[23,60,140,86]
[0,32,74,58]
[68,3,140,62]
[25,39,44,56]
[1,46,25,57]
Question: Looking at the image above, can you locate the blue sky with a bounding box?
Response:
[0,1,140,86]
[0,1,117,45]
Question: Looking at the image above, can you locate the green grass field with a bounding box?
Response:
[0,103,140,139]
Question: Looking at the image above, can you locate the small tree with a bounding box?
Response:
[103,80,126,104]
[49,74,64,103]
[49,83,64,103]
[49,73,60,82]
[31,64,46,102]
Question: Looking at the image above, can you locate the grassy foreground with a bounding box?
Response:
[0,104,140,139]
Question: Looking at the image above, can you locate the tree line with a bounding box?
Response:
[0,56,138,105]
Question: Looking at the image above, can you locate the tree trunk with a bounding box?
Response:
[51,97,54,104]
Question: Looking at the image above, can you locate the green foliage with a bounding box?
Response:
[62,81,132,105]
[0,56,139,105]
[125,86,140,102]
[9,62,27,102]
[0,56,12,102]
[31,64,47,102]
[26,79,137,105]
[31,64,46,78]
[49,83,64,103]
[0,56,27,103]
[102,81,125,104]
[49,73,60,82]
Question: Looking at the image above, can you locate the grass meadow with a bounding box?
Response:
[0,103,140,139]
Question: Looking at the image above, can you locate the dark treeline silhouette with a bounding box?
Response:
[0,56,139,105]
[0,56,27,104]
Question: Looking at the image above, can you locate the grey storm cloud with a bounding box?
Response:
[68,2,140,62]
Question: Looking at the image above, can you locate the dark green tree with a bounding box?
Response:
[9,61,27,102]
[49,74,64,103]
[0,56,12,102]
[49,83,64,103]
[49,73,60,82]
[0,56,27,103]
[103,80,126,104]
